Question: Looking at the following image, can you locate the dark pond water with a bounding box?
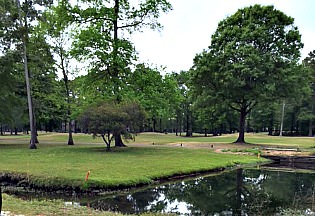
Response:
[5,166,315,215]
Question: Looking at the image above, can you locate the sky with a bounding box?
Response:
[131,0,315,73]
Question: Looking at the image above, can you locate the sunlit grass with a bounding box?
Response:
[131,132,314,148]
[0,142,265,189]
[0,132,268,190]
[1,132,311,215]
[2,131,312,148]
[0,132,312,190]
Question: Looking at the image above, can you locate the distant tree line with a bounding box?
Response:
[0,2,314,148]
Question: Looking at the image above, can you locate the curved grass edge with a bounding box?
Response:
[0,159,268,195]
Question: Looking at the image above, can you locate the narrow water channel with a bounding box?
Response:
[4,166,315,215]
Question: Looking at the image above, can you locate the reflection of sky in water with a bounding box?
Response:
[8,168,315,215]
[66,169,315,215]
[147,193,192,215]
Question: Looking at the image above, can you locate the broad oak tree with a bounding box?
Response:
[191,5,304,143]
[65,0,172,146]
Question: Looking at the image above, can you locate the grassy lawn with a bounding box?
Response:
[2,193,121,216]
[2,193,175,216]
[2,132,312,147]
[0,132,312,215]
[131,132,315,148]
[0,138,265,189]
[0,132,312,191]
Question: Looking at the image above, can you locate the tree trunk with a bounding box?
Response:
[33,111,39,144]
[309,119,313,137]
[268,112,274,136]
[175,116,178,136]
[153,117,156,132]
[68,121,74,145]
[185,112,192,137]
[159,118,162,132]
[17,0,36,149]
[114,130,127,147]
[0,184,2,214]
[235,107,246,143]
[112,0,122,102]
[59,36,75,145]
[279,101,285,136]
[290,113,295,135]
[74,120,77,133]
[101,134,111,151]
[67,110,74,145]
[309,101,314,136]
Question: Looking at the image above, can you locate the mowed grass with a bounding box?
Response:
[2,193,122,216]
[0,132,311,215]
[2,132,312,147]
[0,132,267,189]
[2,193,175,216]
[132,132,315,148]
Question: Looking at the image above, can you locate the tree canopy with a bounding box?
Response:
[0,2,314,147]
[191,5,309,143]
[78,101,146,151]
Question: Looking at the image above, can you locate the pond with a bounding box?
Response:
[5,165,315,215]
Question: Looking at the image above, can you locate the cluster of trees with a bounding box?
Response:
[0,2,314,149]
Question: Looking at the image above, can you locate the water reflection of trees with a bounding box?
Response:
[86,169,315,215]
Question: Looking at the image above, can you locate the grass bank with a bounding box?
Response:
[2,193,175,216]
[1,193,120,216]
[0,141,265,190]
[0,133,270,190]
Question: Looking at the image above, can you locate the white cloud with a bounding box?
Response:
[132,0,315,73]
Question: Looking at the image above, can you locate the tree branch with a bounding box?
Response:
[118,8,150,29]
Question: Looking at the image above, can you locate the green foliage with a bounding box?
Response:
[0,51,24,124]
[78,101,146,149]
[299,50,315,136]
[27,31,63,129]
[0,0,62,135]
[191,5,307,142]
[67,0,172,100]
[127,64,182,131]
